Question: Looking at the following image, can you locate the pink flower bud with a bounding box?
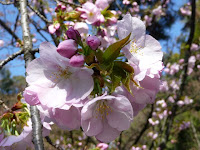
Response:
[61,5,66,11]
[86,35,101,50]
[57,39,78,58]
[69,54,85,67]
[97,143,108,150]
[66,27,81,42]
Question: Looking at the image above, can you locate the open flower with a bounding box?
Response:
[81,94,133,142]
[117,14,163,71]
[117,14,163,106]
[25,42,94,108]
[77,2,101,24]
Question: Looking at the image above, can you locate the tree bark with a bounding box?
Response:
[19,0,44,149]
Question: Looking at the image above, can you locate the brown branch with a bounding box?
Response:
[0,49,24,70]
[45,136,64,150]
[122,104,154,149]
[27,3,52,24]
[0,19,20,41]
[57,0,81,7]
[19,0,44,149]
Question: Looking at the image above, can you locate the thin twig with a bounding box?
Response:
[45,136,64,150]
[0,19,20,41]
[0,49,24,70]
[57,0,81,7]
[27,3,52,24]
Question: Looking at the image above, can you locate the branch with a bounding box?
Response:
[0,99,11,112]
[0,0,14,5]
[27,3,52,24]
[122,104,154,149]
[19,0,44,149]
[0,49,24,70]
[191,119,200,149]
[57,0,81,7]
[160,0,196,149]
[45,136,64,150]
[0,19,20,41]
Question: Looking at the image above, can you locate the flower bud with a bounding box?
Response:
[86,35,101,50]
[69,54,85,67]
[57,39,78,58]
[66,27,81,42]
[61,5,66,11]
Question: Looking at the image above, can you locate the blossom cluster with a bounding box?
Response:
[0,13,163,148]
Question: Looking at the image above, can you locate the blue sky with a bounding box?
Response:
[0,0,188,77]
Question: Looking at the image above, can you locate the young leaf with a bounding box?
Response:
[102,33,131,63]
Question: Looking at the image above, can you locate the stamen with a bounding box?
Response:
[94,100,112,120]
[130,39,144,55]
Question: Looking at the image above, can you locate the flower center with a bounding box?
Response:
[50,67,72,82]
[95,100,112,120]
[130,40,143,54]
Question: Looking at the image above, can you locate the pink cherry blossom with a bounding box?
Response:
[117,14,163,72]
[77,2,101,24]
[95,0,109,10]
[25,42,94,108]
[49,105,81,130]
[190,43,199,51]
[81,94,133,142]
[74,22,89,35]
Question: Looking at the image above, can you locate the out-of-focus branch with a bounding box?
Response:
[0,19,20,41]
[123,104,154,149]
[45,136,64,150]
[27,3,52,24]
[0,49,24,70]
[0,0,14,5]
[0,99,11,112]
[57,0,81,7]
[191,120,200,149]
[19,0,44,150]
[30,19,49,41]
[134,104,154,145]
[12,13,20,44]
[160,0,196,149]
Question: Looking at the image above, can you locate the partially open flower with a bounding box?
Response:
[57,39,78,58]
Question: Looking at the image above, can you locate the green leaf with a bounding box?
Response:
[95,49,104,63]
[114,61,134,73]
[110,73,121,92]
[102,33,131,63]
